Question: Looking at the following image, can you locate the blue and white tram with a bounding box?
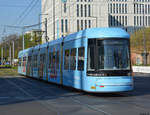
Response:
[18,28,133,92]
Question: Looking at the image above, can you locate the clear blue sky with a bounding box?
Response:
[0,0,41,40]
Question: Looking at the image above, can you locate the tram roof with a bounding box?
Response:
[19,28,130,56]
[18,48,31,57]
[64,27,130,42]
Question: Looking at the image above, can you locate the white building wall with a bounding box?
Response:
[42,0,150,43]
[42,0,109,43]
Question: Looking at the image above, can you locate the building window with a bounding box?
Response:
[81,20,83,30]
[143,16,144,26]
[122,4,124,14]
[85,5,87,17]
[137,16,139,25]
[113,4,115,13]
[119,16,121,26]
[125,4,127,14]
[148,16,150,26]
[140,16,142,26]
[110,15,112,26]
[77,20,80,31]
[134,16,136,26]
[88,5,91,17]
[77,4,79,17]
[110,4,112,13]
[65,19,68,32]
[145,4,147,14]
[61,19,64,33]
[119,4,121,14]
[125,16,127,25]
[122,16,124,25]
[64,3,67,13]
[134,4,136,14]
[116,4,118,14]
[81,4,83,17]
[148,5,150,14]
[89,20,91,28]
[85,20,87,29]
[146,16,148,26]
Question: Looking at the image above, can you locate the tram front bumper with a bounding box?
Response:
[84,76,134,93]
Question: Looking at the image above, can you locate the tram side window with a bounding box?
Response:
[43,54,46,65]
[40,54,45,65]
[70,48,76,70]
[28,56,31,66]
[78,47,85,71]
[56,51,59,69]
[49,53,52,69]
[23,57,26,66]
[19,58,21,66]
[52,52,56,70]
[21,57,23,67]
[64,49,70,70]
[34,55,37,68]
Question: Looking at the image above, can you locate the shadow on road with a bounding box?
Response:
[0,76,149,106]
[0,76,85,106]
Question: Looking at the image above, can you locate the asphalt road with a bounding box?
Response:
[0,76,150,115]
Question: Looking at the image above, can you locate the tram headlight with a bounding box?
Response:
[128,72,132,76]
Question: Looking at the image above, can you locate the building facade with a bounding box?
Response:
[42,0,150,43]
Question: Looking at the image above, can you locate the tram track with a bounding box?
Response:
[9,76,150,114]
[5,77,61,115]
[12,76,113,115]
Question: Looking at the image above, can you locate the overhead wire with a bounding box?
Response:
[0,0,41,42]
[0,5,28,8]
[12,0,38,25]
[17,0,40,25]
[2,1,91,41]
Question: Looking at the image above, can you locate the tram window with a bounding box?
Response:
[49,53,52,69]
[88,46,95,70]
[22,57,24,67]
[40,54,42,66]
[56,51,59,69]
[34,55,37,68]
[64,49,70,70]
[78,47,85,71]
[27,56,31,74]
[70,48,76,70]
[28,56,31,66]
[23,57,26,66]
[21,58,23,66]
[43,54,46,65]
[52,52,56,69]
[19,58,21,66]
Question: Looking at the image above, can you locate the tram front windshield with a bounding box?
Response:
[87,39,131,76]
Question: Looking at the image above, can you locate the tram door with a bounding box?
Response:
[60,43,64,85]
[39,54,45,79]
[27,56,31,76]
